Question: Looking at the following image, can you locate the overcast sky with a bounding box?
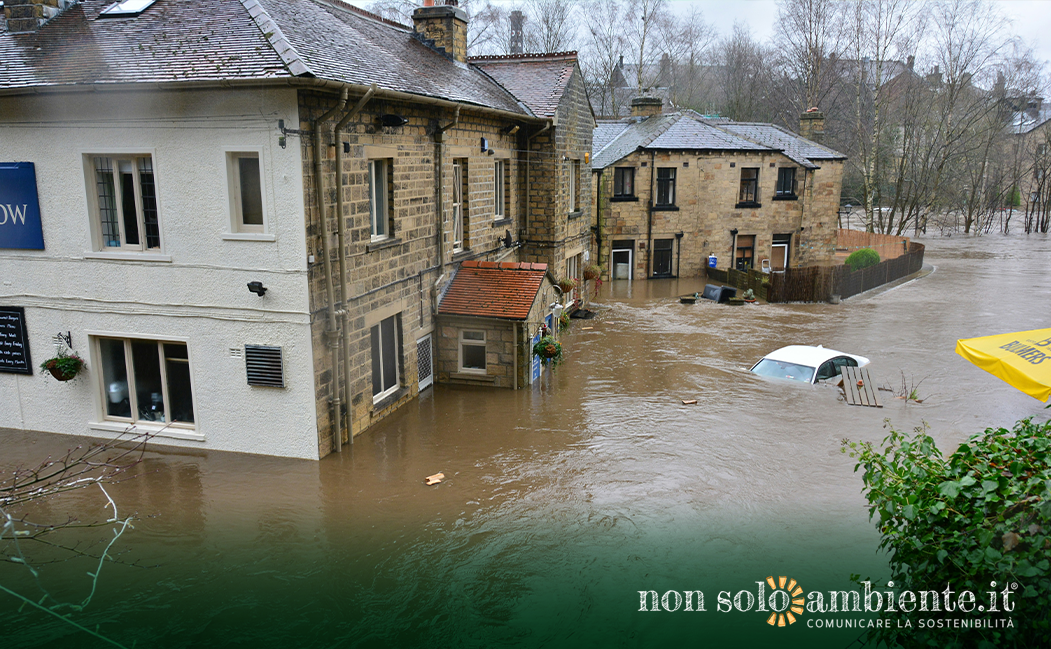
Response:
[355,0,1051,71]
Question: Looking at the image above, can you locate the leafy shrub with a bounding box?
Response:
[842,419,1051,648]
[845,247,881,272]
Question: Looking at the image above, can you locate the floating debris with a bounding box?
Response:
[425,473,445,486]
[682,399,698,405]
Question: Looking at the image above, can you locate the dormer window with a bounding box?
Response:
[99,0,157,18]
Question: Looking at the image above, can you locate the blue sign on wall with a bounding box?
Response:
[0,162,45,250]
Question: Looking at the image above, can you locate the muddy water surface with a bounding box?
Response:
[2,234,1049,648]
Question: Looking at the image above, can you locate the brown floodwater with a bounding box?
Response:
[1,233,1048,648]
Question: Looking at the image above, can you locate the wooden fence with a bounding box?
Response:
[709,242,925,303]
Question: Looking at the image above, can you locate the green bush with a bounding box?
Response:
[842,419,1051,648]
[845,247,880,272]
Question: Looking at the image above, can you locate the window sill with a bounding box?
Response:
[568,210,583,219]
[222,233,277,242]
[611,196,638,202]
[450,372,496,383]
[652,205,679,212]
[85,251,172,263]
[452,249,473,262]
[772,195,798,201]
[491,217,513,227]
[366,237,402,253]
[735,202,762,209]
[89,420,204,442]
[371,385,410,413]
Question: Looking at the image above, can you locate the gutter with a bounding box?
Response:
[332,84,377,448]
[313,88,349,453]
[434,106,461,278]
[647,150,655,278]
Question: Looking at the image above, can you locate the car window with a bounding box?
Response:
[832,357,858,372]
[815,360,838,381]
[750,359,815,383]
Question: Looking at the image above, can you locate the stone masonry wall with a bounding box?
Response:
[299,90,527,457]
[522,67,594,282]
[596,150,840,279]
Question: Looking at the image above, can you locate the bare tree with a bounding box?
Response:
[522,0,577,53]
[773,0,848,116]
[717,23,775,122]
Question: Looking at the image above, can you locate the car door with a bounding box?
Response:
[814,360,838,383]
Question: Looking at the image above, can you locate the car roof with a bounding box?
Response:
[761,345,869,367]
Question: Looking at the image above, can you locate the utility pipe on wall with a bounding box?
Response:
[647,150,655,278]
[332,84,376,448]
[313,88,349,453]
[434,106,460,276]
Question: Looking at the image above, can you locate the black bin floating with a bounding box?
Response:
[701,284,737,303]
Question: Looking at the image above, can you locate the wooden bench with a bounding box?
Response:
[842,366,882,407]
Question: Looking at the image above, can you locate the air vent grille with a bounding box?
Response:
[245,345,284,387]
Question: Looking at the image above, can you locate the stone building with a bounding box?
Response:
[0,0,594,459]
[591,100,845,280]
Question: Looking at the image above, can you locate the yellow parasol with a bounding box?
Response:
[955,328,1051,402]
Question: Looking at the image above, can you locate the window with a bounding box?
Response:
[96,337,194,427]
[775,167,796,198]
[613,167,635,197]
[735,234,755,271]
[569,160,580,212]
[99,0,157,17]
[494,160,507,219]
[229,152,264,233]
[90,155,160,250]
[453,159,467,252]
[738,168,759,205]
[369,159,393,239]
[459,330,487,374]
[656,168,676,206]
[371,315,401,402]
[566,253,581,299]
[1037,144,1048,156]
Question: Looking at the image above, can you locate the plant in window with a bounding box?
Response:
[40,348,85,382]
[532,335,564,365]
[583,264,602,281]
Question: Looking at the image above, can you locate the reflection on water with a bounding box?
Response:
[1,234,1049,647]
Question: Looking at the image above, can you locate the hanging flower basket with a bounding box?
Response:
[532,335,564,365]
[583,265,602,281]
[558,311,571,331]
[557,277,578,293]
[41,351,85,382]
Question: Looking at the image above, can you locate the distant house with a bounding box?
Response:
[0,0,595,459]
[591,99,845,280]
[1010,101,1051,225]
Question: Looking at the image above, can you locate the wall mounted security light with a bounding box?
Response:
[501,230,513,248]
[247,281,267,297]
[480,137,490,152]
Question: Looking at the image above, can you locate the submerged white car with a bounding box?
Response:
[749,345,870,384]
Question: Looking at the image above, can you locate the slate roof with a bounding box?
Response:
[592,112,771,169]
[592,111,846,170]
[719,122,846,167]
[470,52,577,118]
[0,0,531,115]
[438,261,549,321]
[1013,106,1051,134]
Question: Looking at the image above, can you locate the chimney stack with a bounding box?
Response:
[4,0,73,33]
[412,1,469,64]
[509,10,524,55]
[799,107,825,143]
[630,96,663,119]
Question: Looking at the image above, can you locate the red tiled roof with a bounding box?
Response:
[438,261,549,320]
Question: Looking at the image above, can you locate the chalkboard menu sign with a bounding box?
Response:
[0,306,32,374]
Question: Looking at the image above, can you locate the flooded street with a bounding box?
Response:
[2,234,1049,648]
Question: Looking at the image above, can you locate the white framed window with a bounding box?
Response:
[369,159,392,240]
[227,152,265,233]
[459,330,487,374]
[569,159,580,212]
[88,155,161,251]
[95,337,195,428]
[371,314,401,402]
[566,253,581,300]
[453,159,466,251]
[494,160,506,219]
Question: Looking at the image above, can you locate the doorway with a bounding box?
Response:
[611,241,633,280]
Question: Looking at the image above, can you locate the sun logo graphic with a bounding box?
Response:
[764,576,805,627]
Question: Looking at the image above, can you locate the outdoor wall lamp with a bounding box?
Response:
[379,114,408,127]
[550,303,564,318]
[501,230,513,248]
[247,281,268,297]
[730,228,739,237]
